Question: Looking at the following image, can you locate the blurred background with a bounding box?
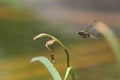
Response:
[0,0,120,80]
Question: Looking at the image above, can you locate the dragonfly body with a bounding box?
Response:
[78,31,90,38]
[78,21,101,40]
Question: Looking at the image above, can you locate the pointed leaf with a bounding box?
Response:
[95,22,120,63]
[33,33,66,49]
[31,56,62,80]
[64,67,75,80]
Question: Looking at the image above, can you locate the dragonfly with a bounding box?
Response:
[78,21,101,40]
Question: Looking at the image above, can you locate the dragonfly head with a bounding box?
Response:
[77,31,90,38]
[77,31,84,35]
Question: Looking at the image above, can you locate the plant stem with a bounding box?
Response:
[64,49,70,67]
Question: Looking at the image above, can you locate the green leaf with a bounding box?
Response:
[34,33,66,49]
[64,67,75,80]
[95,22,120,63]
[31,56,62,80]
[33,33,70,67]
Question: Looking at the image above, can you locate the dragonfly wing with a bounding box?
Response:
[89,34,102,40]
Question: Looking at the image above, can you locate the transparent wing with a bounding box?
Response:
[86,21,97,32]
[90,35,101,40]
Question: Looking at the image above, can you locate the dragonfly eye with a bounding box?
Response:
[78,32,82,35]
